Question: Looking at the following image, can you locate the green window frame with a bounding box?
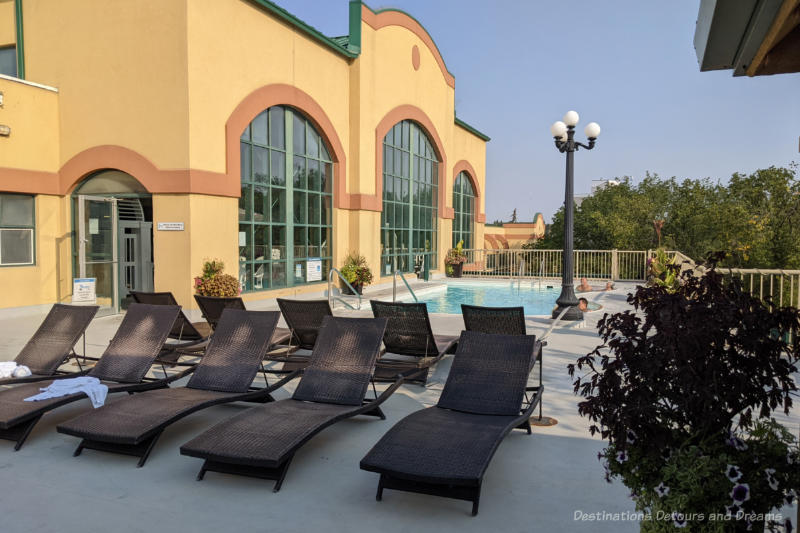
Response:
[452,172,476,250]
[380,120,439,276]
[0,193,35,266]
[238,106,333,292]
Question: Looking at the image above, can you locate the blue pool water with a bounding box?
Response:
[410,281,589,315]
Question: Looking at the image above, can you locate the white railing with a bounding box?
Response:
[721,268,800,309]
[461,249,663,282]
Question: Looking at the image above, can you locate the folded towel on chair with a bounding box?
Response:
[24,376,108,408]
[0,361,32,379]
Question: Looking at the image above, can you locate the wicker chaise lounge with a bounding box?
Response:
[272,298,333,371]
[461,304,526,335]
[194,295,291,348]
[130,291,211,354]
[360,331,543,516]
[57,309,286,467]
[369,300,459,384]
[462,304,545,426]
[0,304,98,386]
[180,316,403,492]
[0,303,182,451]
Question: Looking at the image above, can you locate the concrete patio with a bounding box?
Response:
[0,283,797,533]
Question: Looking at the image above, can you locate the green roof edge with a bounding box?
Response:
[454,117,490,142]
[245,0,359,59]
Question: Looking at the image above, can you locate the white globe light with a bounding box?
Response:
[559,132,568,142]
[550,121,567,138]
[563,110,579,126]
[584,122,601,139]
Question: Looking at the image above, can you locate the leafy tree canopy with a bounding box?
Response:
[534,165,800,268]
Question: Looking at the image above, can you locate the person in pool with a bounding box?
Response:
[578,297,589,311]
[577,277,592,292]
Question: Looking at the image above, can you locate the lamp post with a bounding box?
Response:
[550,111,601,320]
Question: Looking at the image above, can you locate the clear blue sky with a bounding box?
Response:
[272,0,800,222]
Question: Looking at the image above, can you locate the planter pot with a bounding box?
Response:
[450,263,463,278]
[342,282,363,295]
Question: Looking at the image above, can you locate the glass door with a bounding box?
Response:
[78,195,118,316]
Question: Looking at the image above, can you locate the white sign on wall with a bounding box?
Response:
[72,278,97,304]
[306,258,322,282]
[157,222,184,231]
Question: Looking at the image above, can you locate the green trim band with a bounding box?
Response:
[245,0,358,59]
[14,0,24,79]
[348,1,362,54]
[454,117,490,142]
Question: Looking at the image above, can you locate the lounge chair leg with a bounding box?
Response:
[73,441,85,457]
[196,462,208,481]
[137,431,164,468]
[471,485,481,516]
[361,405,386,420]
[273,456,293,492]
[5,415,43,451]
[376,475,385,501]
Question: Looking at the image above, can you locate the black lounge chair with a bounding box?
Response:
[360,331,543,516]
[57,309,284,467]
[461,304,526,335]
[369,300,458,384]
[130,291,211,355]
[0,304,98,386]
[194,295,290,348]
[0,303,183,451]
[272,298,333,371]
[180,316,403,492]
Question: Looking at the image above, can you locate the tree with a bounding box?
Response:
[510,208,517,223]
[533,165,800,268]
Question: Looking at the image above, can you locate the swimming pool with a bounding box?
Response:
[409,281,600,315]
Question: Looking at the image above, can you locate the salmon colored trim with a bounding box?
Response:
[484,234,499,249]
[0,167,59,195]
[374,104,449,217]
[452,159,486,224]
[502,223,543,228]
[362,5,456,89]
[59,145,234,197]
[225,84,352,209]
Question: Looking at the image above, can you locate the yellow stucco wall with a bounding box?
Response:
[0,0,15,47]
[484,215,547,249]
[0,77,59,174]
[0,1,489,310]
[23,0,190,170]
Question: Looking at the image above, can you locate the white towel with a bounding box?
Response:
[24,376,108,408]
[0,362,32,379]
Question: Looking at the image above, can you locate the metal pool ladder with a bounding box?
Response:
[327,268,362,310]
[392,270,418,303]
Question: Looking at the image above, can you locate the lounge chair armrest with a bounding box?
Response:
[520,384,544,419]
[262,368,304,394]
[161,366,197,383]
[365,374,404,409]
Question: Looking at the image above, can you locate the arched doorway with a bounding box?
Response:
[71,170,153,315]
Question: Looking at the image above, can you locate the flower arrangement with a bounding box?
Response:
[194,259,240,297]
[569,253,800,532]
[340,252,373,295]
[445,240,467,266]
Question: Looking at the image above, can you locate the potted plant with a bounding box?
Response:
[340,252,373,295]
[445,240,467,278]
[194,259,240,297]
[568,254,800,533]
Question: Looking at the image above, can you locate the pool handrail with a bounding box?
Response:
[327,268,362,310]
[392,270,418,303]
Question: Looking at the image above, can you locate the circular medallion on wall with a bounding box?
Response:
[411,45,420,71]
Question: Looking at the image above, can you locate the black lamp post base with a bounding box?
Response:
[551,304,583,321]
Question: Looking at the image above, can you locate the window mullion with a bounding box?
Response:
[284,108,294,288]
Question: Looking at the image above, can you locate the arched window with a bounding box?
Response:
[380,120,438,275]
[239,106,333,291]
[452,172,475,249]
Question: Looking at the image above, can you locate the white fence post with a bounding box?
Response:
[611,249,619,281]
